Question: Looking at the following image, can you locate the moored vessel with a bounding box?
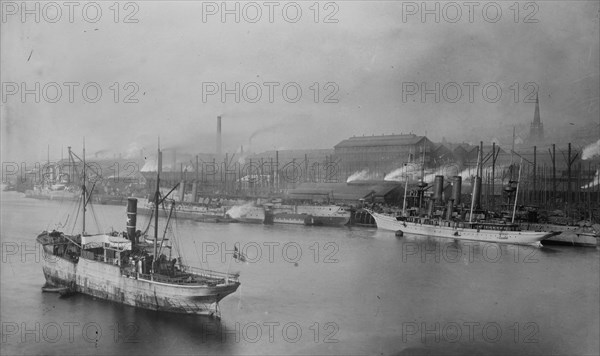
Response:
[369,156,559,246]
[268,204,351,226]
[25,184,79,201]
[139,201,230,221]
[36,143,240,317]
[369,211,558,245]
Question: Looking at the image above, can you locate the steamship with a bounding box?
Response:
[36,145,240,317]
[369,160,559,245]
[139,201,231,222]
[25,184,80,201]
[266,204,351,226]
[369,211,558,245]
[139,200,352,226]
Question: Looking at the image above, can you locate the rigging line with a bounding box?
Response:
[69,152,105,179]
[141,208,154,236]
[70,197,80,230]
[48,192,67,231]
[61,233,83,248]
[162,222,177,260]
[71,197,82,235]
[56,214,70,230]
[176,214,184,262]
[158,183,180,205]
[188,222,207,271]
[46,196,63,231]
[89,203,102,234]
[95,194,111,232]
[61,199,76,232]
[171,220,182,263]
[192,240,204,271]
[84,181,97,207]
[157,203,175,257]
[170,209,182,264]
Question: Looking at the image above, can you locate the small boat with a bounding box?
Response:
[42,283,77,297]
[41,285,69,293]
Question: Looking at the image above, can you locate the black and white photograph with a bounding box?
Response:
[1,1,599,355]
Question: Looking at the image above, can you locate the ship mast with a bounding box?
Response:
[511,158,523,223]
[402,150,411,217]
[82,138,86,235]
[420,143,425,181]
[153,139,161,276]
[419,143,426,211]
[469,147,481,224]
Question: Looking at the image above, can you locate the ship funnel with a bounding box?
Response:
[446,199,454,220]
[452,176,462,205]
[433,175,444,205]
[127,198,138,246]
[473,176,482,209]
[427,198,434,216]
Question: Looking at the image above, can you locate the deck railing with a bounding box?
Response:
[121,267,239,285]
[181,265,240,283]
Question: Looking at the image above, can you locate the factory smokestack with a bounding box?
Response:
[217,115,222,156]
[445,199,454,220]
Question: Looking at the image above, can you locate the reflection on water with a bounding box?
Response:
[1,191,599,355]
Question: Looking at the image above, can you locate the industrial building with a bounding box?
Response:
[333,134,435,180]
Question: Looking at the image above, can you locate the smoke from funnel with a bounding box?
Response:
[582,139,600,160]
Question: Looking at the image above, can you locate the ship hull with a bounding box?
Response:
[25,190,79,201]
[139,206,228,221]
[272,213,306,225]
[40,246,239,316]
[370,212,554,245]
[302,215,350,226]
[271,212,350,226]
[270,205,350,227]
[541,234,599,247]
[236,217,265,224]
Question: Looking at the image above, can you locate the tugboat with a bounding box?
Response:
[36,143,240,318]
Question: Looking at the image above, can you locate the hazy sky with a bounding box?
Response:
[2,1,599,162]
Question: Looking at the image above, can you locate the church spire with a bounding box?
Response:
[533,92,540,125]
[529,92,544,142]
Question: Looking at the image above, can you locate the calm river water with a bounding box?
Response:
[1,191,598,355]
